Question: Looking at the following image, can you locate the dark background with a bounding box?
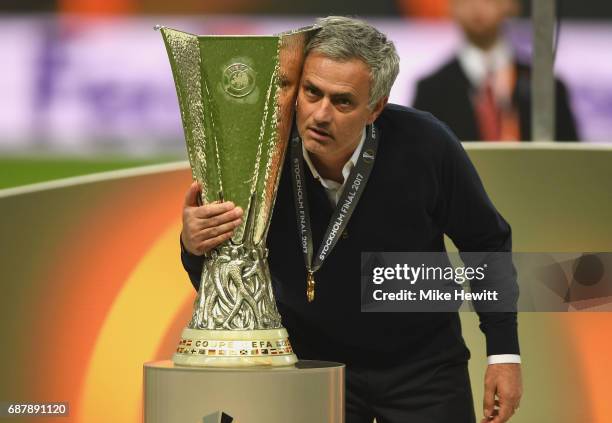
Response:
[2,0,611,19]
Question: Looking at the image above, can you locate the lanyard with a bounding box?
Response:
[289,123,379,302]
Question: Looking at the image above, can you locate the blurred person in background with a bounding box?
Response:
[413,0,579,141]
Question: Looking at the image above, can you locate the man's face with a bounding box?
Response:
[452,0,518,48]
[296,52,385,163]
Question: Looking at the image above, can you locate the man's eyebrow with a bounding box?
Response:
[302,79,320,90]
[302,79,355,99]
[331,92,356,100]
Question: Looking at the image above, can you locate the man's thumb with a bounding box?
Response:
[184,181,201,207]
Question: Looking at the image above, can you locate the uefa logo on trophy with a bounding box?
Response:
[223,63,256,98]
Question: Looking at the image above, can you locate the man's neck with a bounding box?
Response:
[309,153,349,183]
[309,129,365,184]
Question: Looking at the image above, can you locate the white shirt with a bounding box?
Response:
[301,128,521,365]
[457,38,516,108]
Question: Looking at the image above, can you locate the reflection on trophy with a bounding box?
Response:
[159,26,315,366]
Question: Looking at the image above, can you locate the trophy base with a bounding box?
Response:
[173,327,298,367]
[144,360,345,423]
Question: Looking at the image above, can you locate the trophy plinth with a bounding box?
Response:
[144,360,345,422]
[160,26,315,366]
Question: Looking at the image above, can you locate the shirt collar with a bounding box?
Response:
[302,127,367,190]
[457,38,514,88]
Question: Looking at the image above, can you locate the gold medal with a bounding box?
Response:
[306,271,315,302]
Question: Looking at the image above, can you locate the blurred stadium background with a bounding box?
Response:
[1,0,612,188]
[1,2,612,423]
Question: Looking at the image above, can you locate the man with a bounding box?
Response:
[181,16,522,423]
[413,0,579,141]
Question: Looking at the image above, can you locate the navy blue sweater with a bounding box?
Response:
[181,105,519,367]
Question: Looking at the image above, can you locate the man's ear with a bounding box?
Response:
[367,96,388,125]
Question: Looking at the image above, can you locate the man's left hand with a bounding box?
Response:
[481,363,523,423]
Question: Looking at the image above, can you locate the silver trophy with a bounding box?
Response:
[159,26,316,366]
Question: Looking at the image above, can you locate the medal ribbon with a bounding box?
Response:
[289,123,379,302]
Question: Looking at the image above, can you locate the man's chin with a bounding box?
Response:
[303,139,327,156]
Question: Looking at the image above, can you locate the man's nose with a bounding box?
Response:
[312,98,333,125]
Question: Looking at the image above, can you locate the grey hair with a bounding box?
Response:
[306,16,400,109]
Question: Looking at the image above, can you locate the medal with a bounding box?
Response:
[306,271,316,302]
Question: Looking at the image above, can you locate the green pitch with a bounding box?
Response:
[0,155,181,190]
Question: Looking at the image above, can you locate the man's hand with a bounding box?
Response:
[481,363,522,423]
[180,181,243,256]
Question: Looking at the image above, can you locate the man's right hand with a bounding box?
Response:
[180,181,243,256]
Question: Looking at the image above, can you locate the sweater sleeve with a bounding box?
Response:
[180,236,205,292]
[435,123,520,356]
